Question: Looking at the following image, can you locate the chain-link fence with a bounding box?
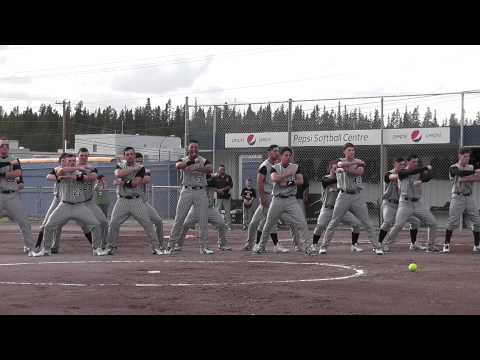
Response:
[184,90,480,229]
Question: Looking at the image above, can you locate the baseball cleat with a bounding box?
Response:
[242,243,253,251]
[173,245,183,252]
[29,249,49,257]
[351,244,363,252]
[441,244,450,253]
[217,245,232,251]
[273,244,290,253]
[318,247,327,255]
[472,245,480,253]
[93,248,110,256]
[410,243,427,251]
[152,248,165,255]
[374,247,384,255]
[23,246,30,254]
[200,247,214,255]
[305,244,318,255]
[253,246,266,254]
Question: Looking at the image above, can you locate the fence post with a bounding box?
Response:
[379,96,385,228]
[184,96,189,148]
[288,99,293,147]
[213,105,217,170]
[167,150,171,219]
[460,92,465,232]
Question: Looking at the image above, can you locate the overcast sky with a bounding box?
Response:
[1,45,480,122]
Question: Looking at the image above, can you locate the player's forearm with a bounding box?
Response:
[346,166,364,176]
[6,170,21,178]
[143,176,152,185]
[271,173,285,183]
[459,174,480,182]
[115,168,138,178]
[46,174,57,182]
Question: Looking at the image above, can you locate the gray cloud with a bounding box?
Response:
[111,58,212,95]
[0,75,32,84]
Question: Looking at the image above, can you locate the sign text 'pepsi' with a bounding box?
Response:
[225,132,289,148]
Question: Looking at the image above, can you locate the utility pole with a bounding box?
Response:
[55,99,68,152]
[122,105,126,134]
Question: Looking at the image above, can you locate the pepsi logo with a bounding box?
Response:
[247,134,256,146]
[411,130,422,142]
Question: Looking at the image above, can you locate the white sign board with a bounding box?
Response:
[225,132,289,148]
[291,130,381,147]
[383,127,450,144]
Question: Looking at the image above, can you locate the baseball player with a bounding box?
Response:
[175,174,231,251]
[290,169,309,251]
[319,143,383,255]
[165,140,213,255]
[242,144,288,253]
[94,175,110,217]
[35,153,106,256]
[241,178,256,231]
[380,154,440,252]
[214,164,233,230]
[254,147,309,254]
[35,153,94,253]
[135,152,165,251]
[378,157,424,251]
[0,138,36,255]
[306,160,363,255]
[104,147,162,255]
[443,148,480,253]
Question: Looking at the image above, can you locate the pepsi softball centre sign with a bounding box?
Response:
[225,128,450,148]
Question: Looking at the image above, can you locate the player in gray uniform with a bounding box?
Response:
[34,153,107,256]
[175,174,231,251]
[443,148,480,253]
[320,143,383,255]
[243,145,287,252]
[378,157,424,252]
[380,154,440,252]
[306,160,363,255]
[104,147,162,255]
[254,147,309,254]
[0,138,36,256]
[165,140,213,254]
[136,153,165,250]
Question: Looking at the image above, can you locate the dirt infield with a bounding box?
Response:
[1,222,480,314]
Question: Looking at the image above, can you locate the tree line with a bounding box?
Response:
[0,98,477,152]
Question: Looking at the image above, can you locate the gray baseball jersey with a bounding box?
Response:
[270,162,299,197]
[336,158,363,192]
[180,155,209,187]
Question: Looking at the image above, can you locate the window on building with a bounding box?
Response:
[92,144,98,153]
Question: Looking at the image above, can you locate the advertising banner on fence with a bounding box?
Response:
[383,127,450,144]
[291,129,381,147]
[225,132,289,148]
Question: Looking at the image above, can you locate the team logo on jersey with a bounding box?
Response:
[410,130,422,142]
[247,134,256,146]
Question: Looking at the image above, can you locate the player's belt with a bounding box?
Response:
[324,205,335,209]
[1,190,16,194]
[275,194,295,198]
[387,199,399,204]
[403,197,420,202]
[120,195,140,199]
[62,200,87,205]
[184,186,204,190]
[454,192,471,196]
[339,189,358,194]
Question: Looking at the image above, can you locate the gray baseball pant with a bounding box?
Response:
[446,194,480,232]
[43,202,102,250]
[321,191,379,249]
[105,197,160,250]
[216,198,232,226]
[145,202,165,249]
[0,192,34,249]
[177,207,228,248]
[314,207,362,237]
[259,196,309,249]
[245,195,278,247]
[168,188,209,248]
[381,200,420,232]
[383,199,438,247]
[243,203,256,227]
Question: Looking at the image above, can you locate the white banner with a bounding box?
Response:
[225,132,289,148]
[383,127,450,144]
[291,130,381,147]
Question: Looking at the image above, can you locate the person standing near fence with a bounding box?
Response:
[380,154,440,252]
[166,140,213,254]
[306,160,363,255]
[0,138,37,256]
[95,175,110,218]
[290,169,309,251]
[242,145,286,252]
[254,147,309,254]
[443,148,480,253]
[241,178,256,231]
[378,157,424,251]
[319,143,384,255]
[214,164,233,230]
